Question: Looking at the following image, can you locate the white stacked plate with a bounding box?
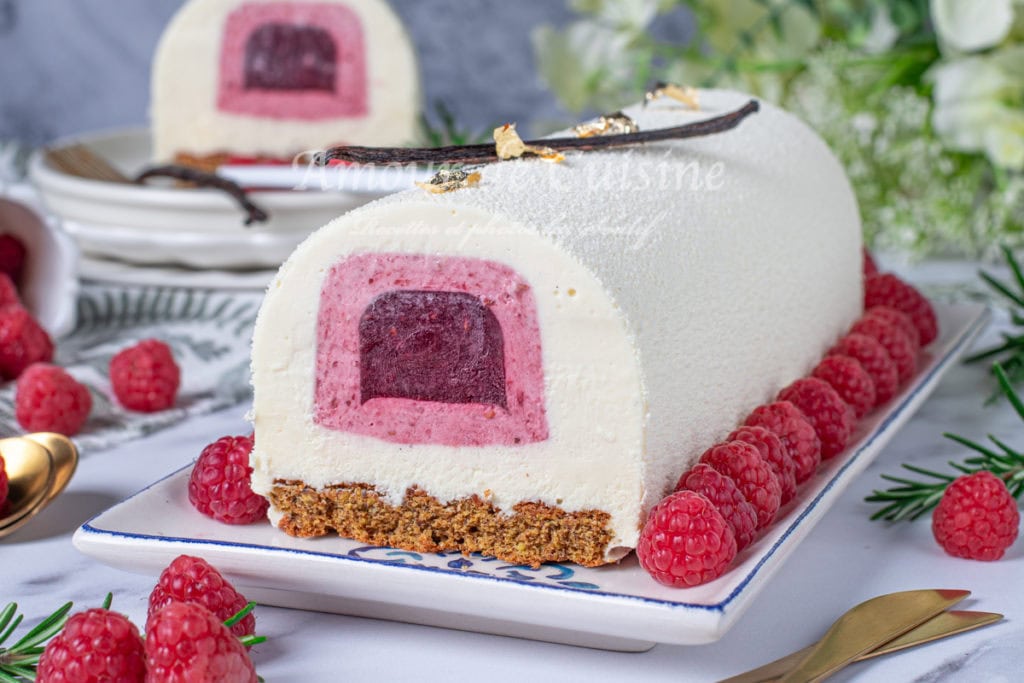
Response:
[28,128,411,286]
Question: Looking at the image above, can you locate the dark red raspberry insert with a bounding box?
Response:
[244,23,337,92]
[359,290,507,408]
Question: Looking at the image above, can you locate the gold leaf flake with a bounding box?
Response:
[572,111,639,138]
[493,123,565,163]
[645,82,699,110]
[415,168,481,194]
[494,123,527,159]
[532,147,565,162]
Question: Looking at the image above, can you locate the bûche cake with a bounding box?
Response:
[151,0,420,170]
[249,89,863,567]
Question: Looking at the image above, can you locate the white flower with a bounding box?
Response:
[862,5,899,54]
[930,0,1014,53]
[983,116,1024,169]
[929,50,1024,169]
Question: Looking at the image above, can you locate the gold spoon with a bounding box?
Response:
[23,433,78,502]
[0,437,55,538]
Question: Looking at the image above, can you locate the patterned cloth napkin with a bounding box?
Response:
[0,283,262,452]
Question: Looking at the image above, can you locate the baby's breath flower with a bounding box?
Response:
[533,1,1024,257]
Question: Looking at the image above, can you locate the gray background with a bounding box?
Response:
[0,0,586,145]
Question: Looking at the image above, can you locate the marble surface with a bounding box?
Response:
[2,261,1022,682]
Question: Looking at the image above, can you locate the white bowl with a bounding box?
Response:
[0,196,78,337]
[28,128,386,269]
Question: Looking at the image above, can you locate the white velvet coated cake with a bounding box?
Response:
[250,89,863,563]
[151,0,420,162]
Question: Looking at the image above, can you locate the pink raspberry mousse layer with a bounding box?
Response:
[315,253,548,446]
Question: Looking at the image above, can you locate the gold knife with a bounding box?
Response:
[778,589,970,683]
[720,589,970,683]
[720,610,1001,683]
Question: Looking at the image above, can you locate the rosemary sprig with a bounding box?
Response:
[0,600,73,682]
[225,602,267,648]
[964,245,1024,392]
[0,596,265,681]
[866,363,1024,521]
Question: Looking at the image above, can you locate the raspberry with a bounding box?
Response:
[700,441,781,528]
[145,601,257,683]
[829,333,899,407]
[188,435,268,524]
[862,248,878,277]
[0,273,19,308]
[865,273,938,346]
[675,463,759,550]
[37,608,145,683]
[932,471,1019,561]
[865,305,920,350]
[0,453,7,511]
[744,401,821,484]
[15,363,92,436]
[0,306,53,380]
[148,555,255,639]
[728,425,797,505]
[109,339,180,412]
[636,490,737,587]
[812,355,876,419]
[778,378,855,460]
[851,315,917,384]
[0,233,26,284]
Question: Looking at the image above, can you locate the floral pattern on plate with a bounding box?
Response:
[346,546,601,590]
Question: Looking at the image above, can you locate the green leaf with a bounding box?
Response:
[3,663,36,679]
[878,474,927,487]
[901,463,955,481]
[994,363,1024,422]
[1002,245,1024,294]
[944,432,1000,459]
[979,270,1024,309]
[870,501,902,521]
[988,433,1024,460]
[963,336,1021,364]
[11,602,71,651]
[223,602,256,630]
[949,461,976,474]
[239,635,268,648]
[0,604,19,646]
[910,490,944,519]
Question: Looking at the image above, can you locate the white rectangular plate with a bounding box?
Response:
[74,302,989,651]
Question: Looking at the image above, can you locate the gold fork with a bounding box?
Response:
[722,609,1002,683]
